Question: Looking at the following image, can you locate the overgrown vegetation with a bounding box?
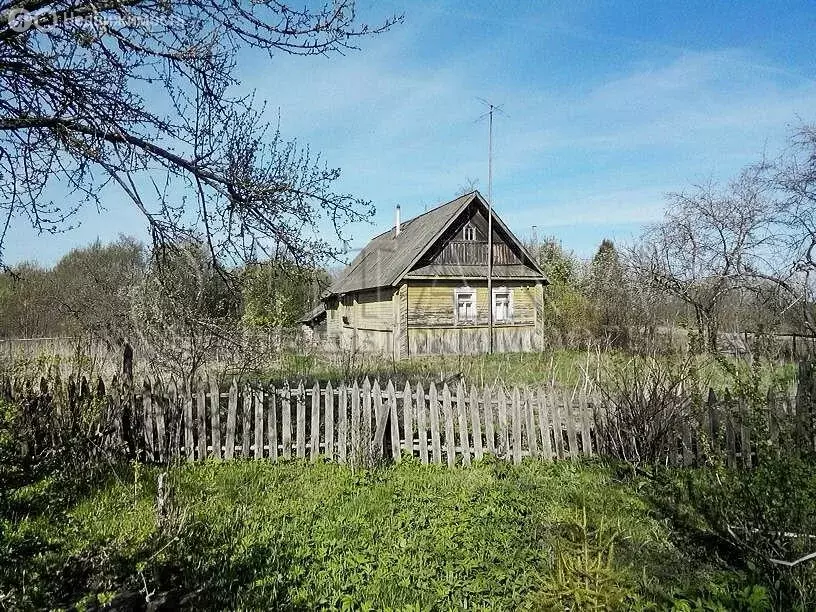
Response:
[0,450,788,611]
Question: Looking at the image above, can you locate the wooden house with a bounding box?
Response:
[302,191,548,358]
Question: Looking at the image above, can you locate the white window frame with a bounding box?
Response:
[492,287,514,323]
[454,287,477,325]
[463,223,476,241]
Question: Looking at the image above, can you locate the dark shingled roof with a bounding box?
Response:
[298,302,326,324]
[327,191,546,295]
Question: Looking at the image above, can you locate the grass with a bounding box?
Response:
[261,348,799,394]
[1,455,772,611]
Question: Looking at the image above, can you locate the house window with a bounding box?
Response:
[463,224,476,241]
[493,289,513,323]
[454,288,476,324]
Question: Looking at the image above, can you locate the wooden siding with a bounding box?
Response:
[406,280,537,327]
[408,326,539,355]
[417,205,527,269]
[355,288,395,329]
[395,284,408,359]
[433,241,520,266]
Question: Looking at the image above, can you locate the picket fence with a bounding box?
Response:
[4,373,811,468]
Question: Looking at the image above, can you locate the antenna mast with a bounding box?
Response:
[477,99,504,355]
[487,104,494,354]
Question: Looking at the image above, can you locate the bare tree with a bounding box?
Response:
[775,125,816,335]
[0,0,401,267]
[633,167,781,352]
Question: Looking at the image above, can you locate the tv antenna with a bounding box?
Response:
[476,98,506,354]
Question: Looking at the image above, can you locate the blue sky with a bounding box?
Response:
[6,0,816,265]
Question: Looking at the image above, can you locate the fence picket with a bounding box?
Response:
[512,388,522,464]
[142,380,155,460]
[429,382,442,464]
[338,383,348,463]
[564,391,578,458]
[457,382,471,466]
[403,381,414,458]
[153,379,166,461]
[388,381,400,462]
[537,387,552,460]
[497,387,508,457]
[550,390,564,459]
[296,382,306,459]
[282,383,292,459]
[739,397,751,468]
[442,384,456,467]
[362,378,372,460]
[268,384,278,461]
[184,381,195,460]
[310,381,321,461]
[325,382,334,461]
[724,390,736,468]
[372,380,386,460]
[524,389,538,458]
[579,391,592,456]
[469,385,483,461]
[209,377,221,459]
[416,382,428,464]
[197,380,207,461]
[483,386,496,455]
[241,383,252,458]
[351,380,361,465]
[254,386,264,460]
[225,378,237,459]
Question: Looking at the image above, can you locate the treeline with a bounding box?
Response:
[530,125,816,354]
[0,238,329,376]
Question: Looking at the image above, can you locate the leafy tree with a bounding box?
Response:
[0,262,57,337]
[0,0,400,267]
[587,239,630,345]
[527,237,594,347]
[50,236,145,344]
[241,260,330,329]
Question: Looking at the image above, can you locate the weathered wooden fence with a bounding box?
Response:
[2,371,813,468]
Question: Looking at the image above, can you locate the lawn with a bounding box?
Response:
[1,455,771,611]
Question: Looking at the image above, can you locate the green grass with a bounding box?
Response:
[262,348,798,394]
[1,456,771,611]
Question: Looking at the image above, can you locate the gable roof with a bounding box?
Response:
[327,191,546,295]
